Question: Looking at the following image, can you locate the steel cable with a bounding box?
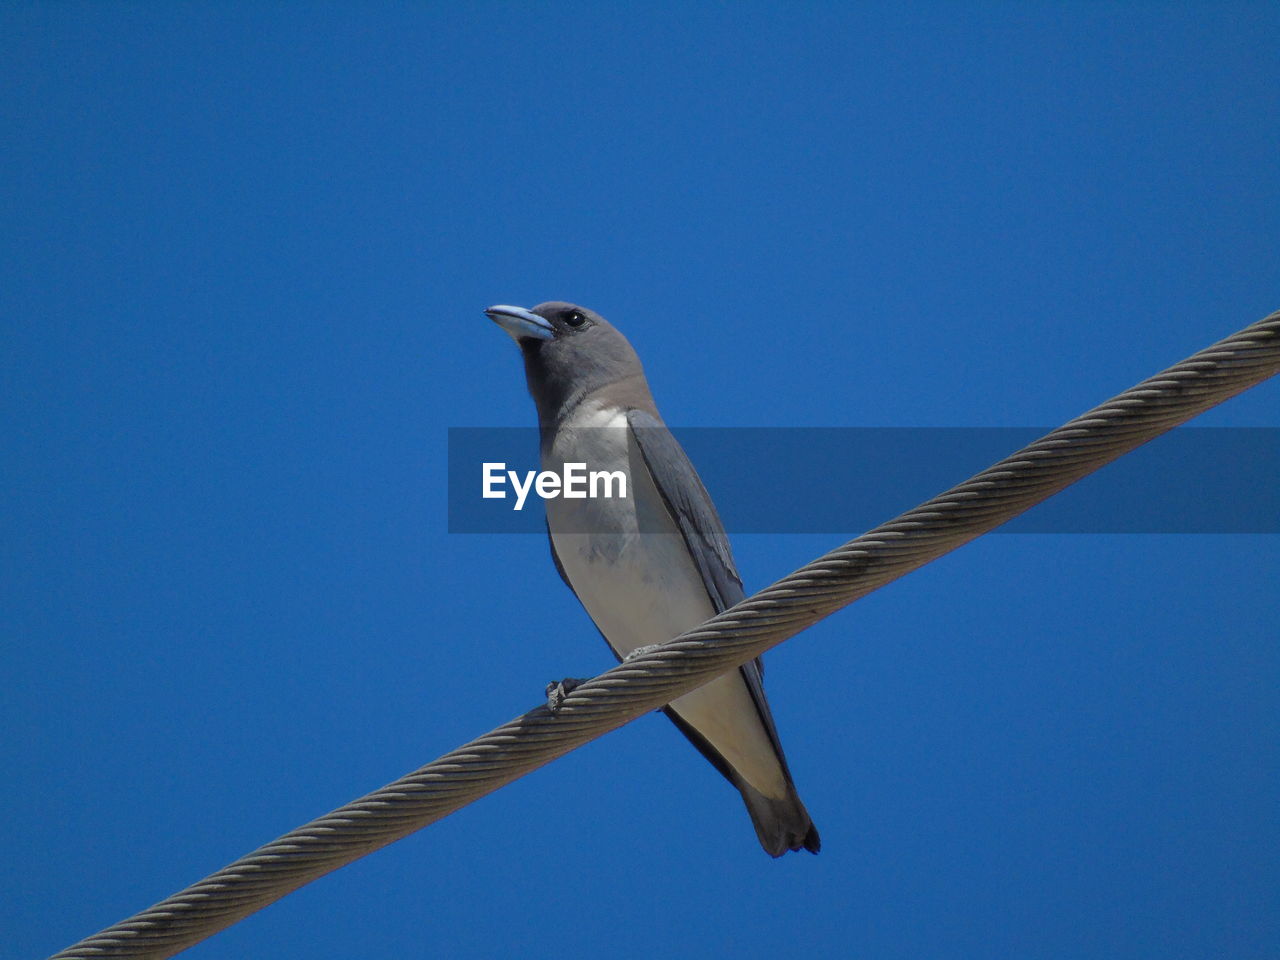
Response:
[51,310,1279,959]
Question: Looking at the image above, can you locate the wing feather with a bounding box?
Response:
[625,409,791,775]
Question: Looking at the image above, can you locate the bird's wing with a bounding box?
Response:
[625,409,791,776]
[625,409,744,609]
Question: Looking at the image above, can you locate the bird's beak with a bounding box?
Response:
[485,304,555,342]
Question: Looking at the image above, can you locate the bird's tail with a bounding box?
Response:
[737,779,821,857]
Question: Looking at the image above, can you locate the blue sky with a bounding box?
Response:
[3,4,1277,958]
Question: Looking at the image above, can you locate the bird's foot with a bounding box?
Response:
[623,643,665,662]
[545,677,589,713]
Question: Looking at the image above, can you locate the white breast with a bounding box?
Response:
[544,403,788,797]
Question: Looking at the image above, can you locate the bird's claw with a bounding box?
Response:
[545,677,588,713]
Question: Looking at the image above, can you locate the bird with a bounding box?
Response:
[485,300,819,857]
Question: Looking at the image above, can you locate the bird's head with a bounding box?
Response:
[485,301,646,427]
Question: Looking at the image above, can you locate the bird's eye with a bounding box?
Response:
[564,310,587,327]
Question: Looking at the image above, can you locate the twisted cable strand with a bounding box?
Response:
[52,311,1279,959]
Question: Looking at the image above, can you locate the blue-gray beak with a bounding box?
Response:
[486,304,555,341]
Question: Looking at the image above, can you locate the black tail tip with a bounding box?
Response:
[769,822,821,857]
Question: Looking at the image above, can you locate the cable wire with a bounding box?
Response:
[51,310,1280,959]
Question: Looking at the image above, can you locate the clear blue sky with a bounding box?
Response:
[3,4,1277,958]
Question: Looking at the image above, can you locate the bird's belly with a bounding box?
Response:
[547,502,788,797]
[544,412,710,657]
[549,524,711,657]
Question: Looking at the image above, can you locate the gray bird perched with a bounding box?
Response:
[485,301,819,857]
